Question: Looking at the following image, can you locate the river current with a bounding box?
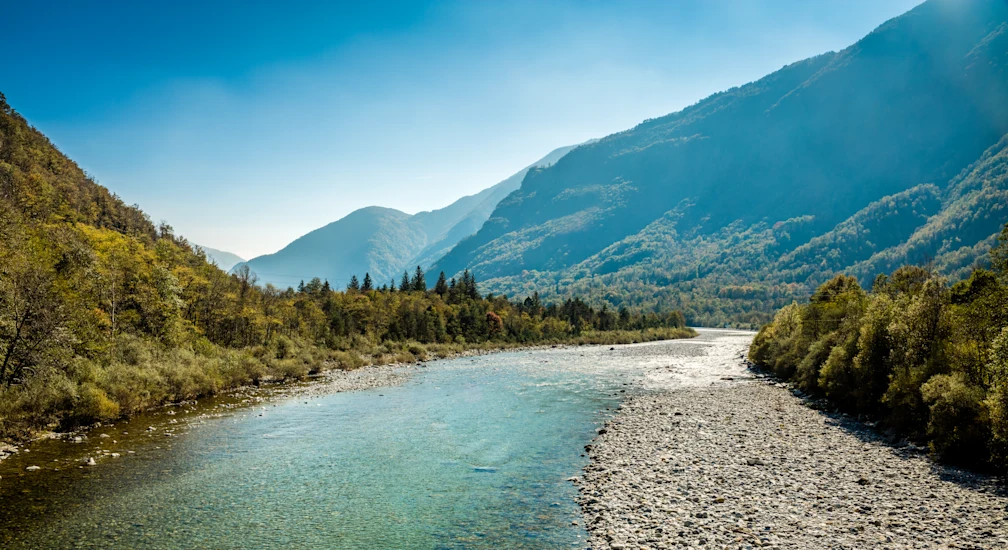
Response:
[0,330,749,549]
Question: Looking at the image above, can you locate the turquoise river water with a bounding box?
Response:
[0,335,727,549]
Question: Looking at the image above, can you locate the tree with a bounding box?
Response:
[0,250,69,385]
[486,311,503,339]
[993,222,1008,278]
[464,270,480,300]
[434,271,448,296]
[362,273,373,291]
[347,275,360,291]
[412,266,426,292]
[399,271,411,292]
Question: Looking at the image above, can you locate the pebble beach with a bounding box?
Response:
[578,330,1008,549]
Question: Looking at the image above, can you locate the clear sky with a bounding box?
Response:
[2,0,921,259]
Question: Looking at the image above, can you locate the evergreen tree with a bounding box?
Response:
[461,269,480,300]
[434,271,449,296]
[322,279,331,293]
[412,266,426,292]
[399,271,411,292]
[448,277,458,303]
[347,275,360,291]
[362,272,373,291]
[389,279,397,292]
[297,280,305,293]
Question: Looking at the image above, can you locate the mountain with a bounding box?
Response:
[433,0,1008,328]
[241,144,577,288]
[195,245,245,271]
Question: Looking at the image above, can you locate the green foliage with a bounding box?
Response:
[994,223,1008,278]
[433,2,1008,328]
[750,228,1008,470]
[0,97,691,441]
[920,373,990,465]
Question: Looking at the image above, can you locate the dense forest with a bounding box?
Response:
[749,223,1008,470]
[0,93,691,442]
[433,0,1008,328]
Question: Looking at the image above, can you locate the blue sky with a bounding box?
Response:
[3,0,921,259]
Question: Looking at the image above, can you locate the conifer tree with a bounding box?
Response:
[347,275,360,291]
[362,272,373,291]
[448,277,458,303]
[460,269,479,300]
[412,265,426,292]
[399,271,411,292]
[434,271,449,296]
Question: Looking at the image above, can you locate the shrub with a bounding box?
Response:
[920,373,990,466]
[275,336,295,360]
[75,383,120,423]
[752,256,1008,471]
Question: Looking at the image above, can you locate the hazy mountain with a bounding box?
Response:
[241,144,578,288]
[195,245,245,272]
[432,0,1008,327]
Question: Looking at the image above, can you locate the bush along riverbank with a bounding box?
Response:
[0,94,694,445]
[0,283,693,445]
[749,223,1008,471]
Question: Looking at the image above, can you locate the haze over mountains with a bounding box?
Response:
[239,145,577,288]
[4,0,1004,331]
[430,0,1008,327]
[195,245,244,272]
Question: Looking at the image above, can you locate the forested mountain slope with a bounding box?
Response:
[433,0,1008,328]
[241,144,576,288]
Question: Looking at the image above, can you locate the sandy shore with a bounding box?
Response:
[578,330,1008,549]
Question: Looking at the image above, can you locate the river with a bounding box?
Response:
[0,329,750,549]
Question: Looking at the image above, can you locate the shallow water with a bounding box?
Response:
[0,330,750,549]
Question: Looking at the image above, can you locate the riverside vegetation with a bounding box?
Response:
[0,93,691,443]
[750,222,1008,471]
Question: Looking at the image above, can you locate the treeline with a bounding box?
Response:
[749,223,1008,470]
[0,93,692,440]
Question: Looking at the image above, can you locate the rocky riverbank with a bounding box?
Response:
[0,363,417,471]
[578,330,1008,549]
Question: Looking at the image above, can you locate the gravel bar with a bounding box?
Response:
[578,330,1008,549]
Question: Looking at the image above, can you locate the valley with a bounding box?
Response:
[3,0,1008,547]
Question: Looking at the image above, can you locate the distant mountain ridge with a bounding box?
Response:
[195,245,245,271]
[432,0,1008,328]
[240,144,578,288]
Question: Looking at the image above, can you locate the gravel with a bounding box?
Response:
[283,363,414,398]
[578,330,1008,549]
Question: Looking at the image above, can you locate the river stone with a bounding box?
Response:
[577,330,1008,549]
